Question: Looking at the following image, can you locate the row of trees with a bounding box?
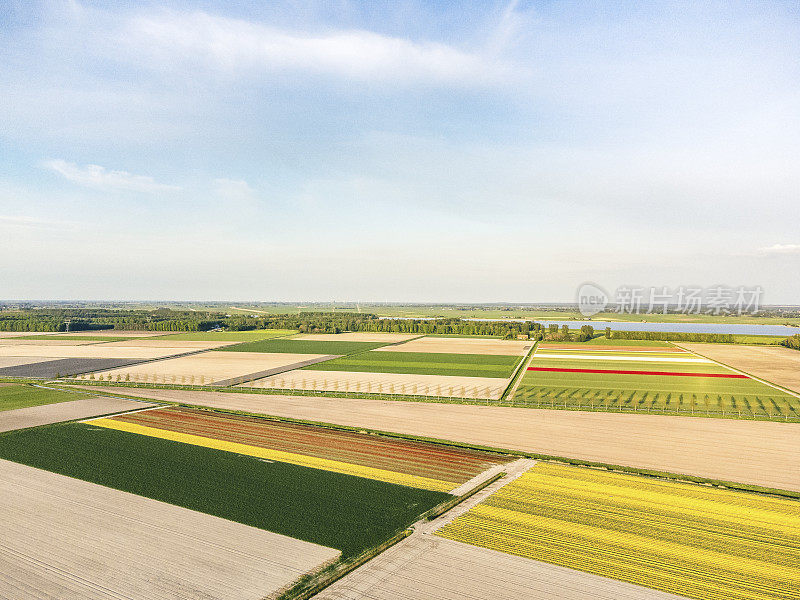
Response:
[604,330,737,343]
[782,335,800,350]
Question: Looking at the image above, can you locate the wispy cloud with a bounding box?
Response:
[125,11,509,85]
[0,215,77,230]
[758,243,800,256]
[214,178,256,203]
[44,159,180,193]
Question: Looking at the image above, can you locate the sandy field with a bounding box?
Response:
[81,351,331,385]
[0,459,339,600]
[0,332,47,338]
[85,387,800,492]
[293,332,418,342]
[679,343,800,394]
[239,369,509,399]
[378,337,531,356]
[96,339,238,349]
[0,356,56,369]
[0,345,198,359]
[316,535,681,600]
[0,339,105,346]
[0,396,156,433]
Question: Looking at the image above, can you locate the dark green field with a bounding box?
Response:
[0,384,85,412]
[303,351,521,378]
[222,338,391,355]
[0,423,448,556]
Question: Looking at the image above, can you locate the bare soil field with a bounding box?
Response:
[0,357,153,379]
[0,345,197,359]
[0,459,339,600]
[293,332,418,342]
[96,339,238,349]
[316,535,682,600]
[0,396,155,432]
[0,339,104,346]
[238,369,509,399]
[82,351,331,385]
[0,356,55,369]
[679,343,800,394]
[84,387,800,492]
[379,337,531,356]
[57,330,175,337]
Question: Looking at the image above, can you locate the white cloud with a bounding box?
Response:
[125,11,508,85]
[44,159,180,193]
[214,178,256,203]
[758,244,800,256]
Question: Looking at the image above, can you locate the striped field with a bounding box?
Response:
[436,463,800,600]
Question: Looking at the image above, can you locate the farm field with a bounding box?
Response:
[87,386,800,492]
[294,332,418,342]
[317,533,682,600]
[77,350,333,386]
[0,344,199,359]
[0,337,109,345]
[436,463,800,600]
[0,395,155,432]
[0,420,451,557]
[513,343,799,419]
[12,334,135,342]
[678,343,800,394]
[302,351,522,378]
[158,328,297,341]
[0,459,339,600]
[221,337,391,354]
[378,337,530,356]
[0,357,155,379]
[95,338,238,349]
[91,406,506,491]
[238,369,510,399]
[0,383,85,412]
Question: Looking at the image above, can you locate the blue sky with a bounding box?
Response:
[1,0,798,302]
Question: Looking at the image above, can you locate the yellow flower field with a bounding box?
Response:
[436,463,800,600]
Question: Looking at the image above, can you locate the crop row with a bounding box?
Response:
[436,463,800,600]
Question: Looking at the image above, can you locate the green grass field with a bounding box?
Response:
[158,329,297,342]
[14,334,134,342]
[0,384,85,412]
[302,351,521,378]
[221,338,390,355]
[0,423,449,557]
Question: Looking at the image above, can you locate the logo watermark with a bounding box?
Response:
[577,284,763,317]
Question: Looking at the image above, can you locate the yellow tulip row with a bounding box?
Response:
[436,463,800,600]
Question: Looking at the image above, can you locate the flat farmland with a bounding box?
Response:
[0,344,198,359]
[513,344,800,419]
[221,337,391,354]
[679,343,800,394]
[96,338,238,349]
[239,370,510,399]
[0,396,155,432]
[158,328,297,341]
[303,351,522,378]
[317,535,683,600]
[91,406,507,492]
[0,419,450,557]
[78,351,332,385]
[0,383,86,412]
[0,357,157,379]
[294,332,418,342]
[0,459,339,600]
[437,463,800,600]
[87,387,800,492]
[381,336,531,355]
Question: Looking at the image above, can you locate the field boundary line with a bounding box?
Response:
[210,354,342,387]
[674,343,800,401]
